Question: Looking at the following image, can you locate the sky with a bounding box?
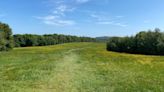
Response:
[0,0,164,37]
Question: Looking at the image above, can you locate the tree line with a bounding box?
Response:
[0,22,96,51]
[107,28,164,55]
[14,34,96,47]
[1,22,164,55]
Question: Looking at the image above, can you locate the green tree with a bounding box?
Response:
[0,22,13,51]
[13,34,96,47]
[157,32,164,55]
[107,28,164,55]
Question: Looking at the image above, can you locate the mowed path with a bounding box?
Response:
[46,49,82,92]
[27,47,94,92]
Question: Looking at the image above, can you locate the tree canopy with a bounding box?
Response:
[107,28,164,55]
[14,34,96,47]
[0,22,13,51]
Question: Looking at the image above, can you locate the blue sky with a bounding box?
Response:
[0,0,164,37]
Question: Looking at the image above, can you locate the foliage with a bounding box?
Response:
[107,28,164,55]
[0,22,13,51]
[14,34,96,47]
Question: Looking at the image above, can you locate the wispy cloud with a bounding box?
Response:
[53,4,75,16]
[97,21,128,27]
[50,0,90,16]
[38,0,127,27]
[114,23,128,27]
[36,15,75,26]
[37,0,91,27]
[90,13,111,21]
[115,16,124,18]
[90,13,128,27]
[97,21,113,25]
[76,0,90,4]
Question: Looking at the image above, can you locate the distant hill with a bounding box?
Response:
[95,36,111,42]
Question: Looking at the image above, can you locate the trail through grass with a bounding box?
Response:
[46,49,81,92]
[0,42,164,92]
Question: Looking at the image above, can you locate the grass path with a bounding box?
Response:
[25,48,90,92]
[46,49,81,92]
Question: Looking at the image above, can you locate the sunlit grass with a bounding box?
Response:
[0,42,163,92]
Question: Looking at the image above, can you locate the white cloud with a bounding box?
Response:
[97,21,127,27]
[90,13,111,21]
[37,0,89,27]
[115,16,124,18]
[44,19,75,26]
[48,0,90,4]
[36,15,76,26]
[57,5,67,12]
[53,4,75,16]
[97,21,113,25]
[55,0,65,4]
[90,13,127,27]
[76,0,90,4]
[115,23,128,27]
[37,15,58,20]
[39,0,128,28]
[47,0,89,17]
[37,0,91,27]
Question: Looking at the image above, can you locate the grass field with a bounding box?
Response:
[0,42,164,92]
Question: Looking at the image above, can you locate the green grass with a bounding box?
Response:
[0,42,163,92]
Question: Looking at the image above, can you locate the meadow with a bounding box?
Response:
[0,42,163,92]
